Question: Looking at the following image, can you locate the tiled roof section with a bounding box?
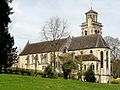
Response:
[85,9,98,14]
[19,38,67,55]
[68,34,109,51]
[75,54,100,62]
[20,34,109,56]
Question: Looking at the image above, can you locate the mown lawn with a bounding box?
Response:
[0,74,120,90]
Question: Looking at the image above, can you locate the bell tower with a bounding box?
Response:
[81,9,103,36]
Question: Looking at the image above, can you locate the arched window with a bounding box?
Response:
[32,55,35,64]
[106,51,108,68]
[100,51,103,68]
[85,31,87,35]
[98,31,100,34]
[96,63,98,70]
[91,63,94,70]
[80,51,83,54]
[90,50,93,54]
[84,65,86,70]
[63,47,67,53]
[25,56,30,65]
[95,30,97,34]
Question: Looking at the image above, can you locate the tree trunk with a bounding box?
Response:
[0,65,2,73]
[53,51,56,73]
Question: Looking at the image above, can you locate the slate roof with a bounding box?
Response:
[19,34,109,56]
[68,34,109,51]
[58,54,99,64]
[19,38,67,55]
[75,54,100,62]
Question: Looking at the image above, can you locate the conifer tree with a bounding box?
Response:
[0,0,17,73]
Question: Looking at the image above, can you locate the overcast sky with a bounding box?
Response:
[9,0,120,52]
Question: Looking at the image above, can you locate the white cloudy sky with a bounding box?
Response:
[9,0,120,52]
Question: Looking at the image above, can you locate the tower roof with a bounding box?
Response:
[85,9,98,14]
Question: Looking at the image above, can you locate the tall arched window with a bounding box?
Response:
[100,51,103,68]
[85,31,87,35]
[96,63,98,70]
[91,63,94,70]
[106,51,108,68]
[84,65,86,70]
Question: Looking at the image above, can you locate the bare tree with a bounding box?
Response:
[104,36,120,77]
[41,17,69,73]
[104,36,120,60]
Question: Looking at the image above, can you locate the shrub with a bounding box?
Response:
[111,78,120,84]
[62,60,77,79]
[70,74,76,80]
[84,66,96,82]
[42,65,58,79]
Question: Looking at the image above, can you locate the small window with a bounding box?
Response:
[98,31,100,33]
[95,30,97,34]
[90,50,93,54]
[63,47,67,53]
[85,31,87,35]
[80,51,83,54]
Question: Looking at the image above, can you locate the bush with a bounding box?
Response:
[111,78,120,84]
[42,65,58,79]
[58,73,64,78]
[70,74,76,80]
[84,66,96,82]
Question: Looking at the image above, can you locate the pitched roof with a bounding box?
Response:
[85,9,98,14]
[75,54,100,62]
[19,38,67,55]
[19,34,109,56]
[68,34,109,51]
[58,54,99,64]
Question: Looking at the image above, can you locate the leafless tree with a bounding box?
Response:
[104,36,120,77]
[104,36,120,60]
[41,17,69,73]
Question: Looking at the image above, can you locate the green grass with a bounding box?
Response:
[0,74,120,90]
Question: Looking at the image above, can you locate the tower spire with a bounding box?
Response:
[91,0,93,10]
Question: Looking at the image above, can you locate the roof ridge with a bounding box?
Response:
[95,34,99,47]
[29,37,68,45]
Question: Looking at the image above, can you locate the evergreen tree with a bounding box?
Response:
[0,0,17,73]
[84,65,96,82]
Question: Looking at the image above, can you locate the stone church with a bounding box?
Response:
[18,9,111,83]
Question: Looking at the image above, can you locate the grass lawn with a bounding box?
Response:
[0,74,120,90]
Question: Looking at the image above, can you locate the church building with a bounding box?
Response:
[18,9,111,83]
